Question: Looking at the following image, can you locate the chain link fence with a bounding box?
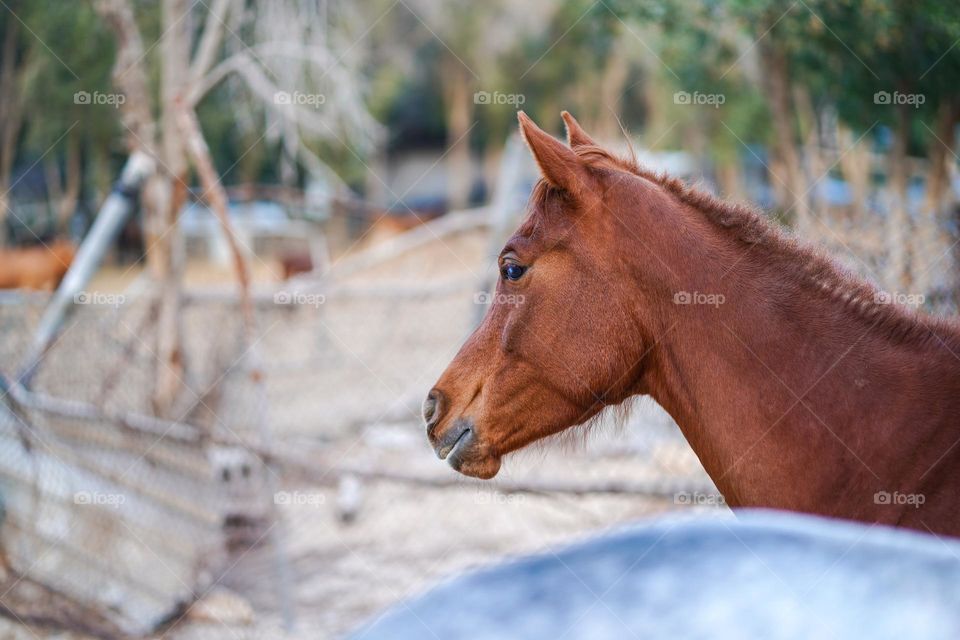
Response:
[1,187,958,637]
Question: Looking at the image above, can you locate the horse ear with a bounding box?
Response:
[561,111,595,148]
[517,111,587,195]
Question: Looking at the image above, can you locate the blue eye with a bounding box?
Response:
[502,263,526,281]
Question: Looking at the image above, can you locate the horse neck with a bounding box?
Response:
[637,223,960,511]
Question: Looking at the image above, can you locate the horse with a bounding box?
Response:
[361,208,444,247]
[423,111,960,537]
[0,238,76,291]
[352,510,960,639]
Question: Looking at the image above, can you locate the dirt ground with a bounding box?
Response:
[173,406,713,640]
[0,413,713,640]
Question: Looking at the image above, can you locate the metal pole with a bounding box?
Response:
[17,151,155,386]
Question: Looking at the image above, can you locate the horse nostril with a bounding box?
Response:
[423,389,444,433]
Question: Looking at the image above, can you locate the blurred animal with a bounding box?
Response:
[279,250,314,280]
[0,239,76,291]
[362,210,443,246]
[352,510,960,640]
[424,111,960,537]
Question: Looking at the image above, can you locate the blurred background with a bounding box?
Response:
[0,0,958,638]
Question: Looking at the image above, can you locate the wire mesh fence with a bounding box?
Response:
[1,196,959,638]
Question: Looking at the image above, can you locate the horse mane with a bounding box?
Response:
[531,142,960,350]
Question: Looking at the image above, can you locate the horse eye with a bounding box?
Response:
[502,264,526,281]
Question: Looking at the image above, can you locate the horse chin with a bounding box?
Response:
[450,454,501,479]
[440,421,502,478]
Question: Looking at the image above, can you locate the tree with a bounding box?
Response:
[21,1,118,236]
[0,2,29,244]
[799,0,960,292]
[93,0,380,416]
[399,0,550,210]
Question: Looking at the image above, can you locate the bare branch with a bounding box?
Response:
[296,136,354,194]
[189,0,234,84]
[93,0,157,149]
[191,52,336,138]
[175,102,255,340]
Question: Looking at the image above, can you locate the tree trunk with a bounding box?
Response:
[481,143,502,204]
[594,36,630,143]
[442,59,473,211]
[795,86,829,223]
[91,145,113,205]
[149,174,188,417]
[884,102,912,291]
[45,156,63,224]
[913,102,957,295]
[45,132,83,235]
[60,133,82,232]
[94,0,156,147]
[0,14,24,246]
[177,105,254,333]
[758,40,812,238]
[150,0,191,417]
[716,161,746,202]
[836,124,871,225]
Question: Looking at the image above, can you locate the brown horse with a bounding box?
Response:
[0,239,76,291]
[362,209,444,247]
[424,111,960,537]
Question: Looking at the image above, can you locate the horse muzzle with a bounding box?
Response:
[432,418,474,463]
[424,388,501,479]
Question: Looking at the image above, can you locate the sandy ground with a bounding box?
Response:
[172,408,713,640]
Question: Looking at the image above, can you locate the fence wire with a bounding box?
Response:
[0,204,957,638]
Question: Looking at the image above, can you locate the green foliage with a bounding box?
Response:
[13,1,118,155]
[5,0,960,205]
